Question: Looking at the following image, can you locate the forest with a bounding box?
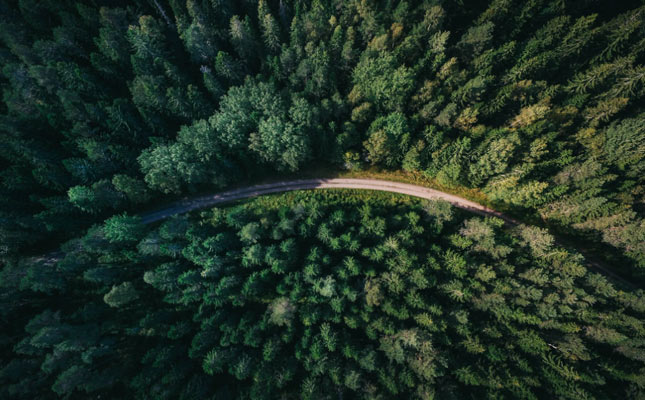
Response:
[2,191,645,398]
[0,0,644,398]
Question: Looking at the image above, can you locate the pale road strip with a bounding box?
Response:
[139,178,635,289]
[141,178,518,224]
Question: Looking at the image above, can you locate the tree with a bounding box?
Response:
[459,218,511,259]
[516,225,555,258]
[180,0,220,63]
[143,262,183,292]
[20,258,66,294]
[365,279,383,307]
[138,144,187,194]
[211,78,282,151]
[456,22,495,59]
[229,15,258,63]
[468,133,519,186]
[214,51,244,83]
[68,180,125,214]
[427,137,471,187]
[250,116,309,171]
[95,7,132,69]
[112,174,152,204]
[350,53,415,113]
[103,281,139,308]
[364,112,411,167]
[102,213,144,243]
[239,222,261,243]
[268,297,295,326]
[603,115,645,177]
[259,1,281,53]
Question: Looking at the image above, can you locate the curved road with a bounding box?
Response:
[138,178,634,289]
[141,178,518,224]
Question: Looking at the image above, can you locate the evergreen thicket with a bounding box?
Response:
[1,0,644,271]
[2,191,644,399]
[1,1,645,398]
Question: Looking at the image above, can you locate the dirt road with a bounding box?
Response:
[140,178,518,224]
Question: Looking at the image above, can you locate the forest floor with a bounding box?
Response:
[139,177,636,290]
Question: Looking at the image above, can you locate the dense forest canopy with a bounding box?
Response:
[2,191,645,399]
[0,0,644,272]
[1,0,645,398]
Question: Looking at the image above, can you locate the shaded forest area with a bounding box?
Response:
[1,0,645,274]
[2,191,644,399]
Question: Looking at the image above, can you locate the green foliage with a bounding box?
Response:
[268,297,295,327]
[3,190,645,398]
[104,281,138,308]
[111,174,151,204]
[603,115,645,177]
[0,0,643,273]
[2,1,645,397]
[251,115,308,171]
[68,180,125,214]
[351,52,415,113]
[102,213,144,243]
[364,112,411,167]
[457,22,495,59]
